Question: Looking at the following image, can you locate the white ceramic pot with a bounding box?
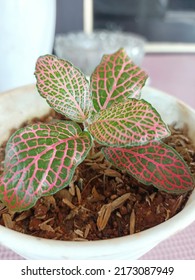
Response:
[0,85,195,260]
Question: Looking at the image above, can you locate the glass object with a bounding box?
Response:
[54,31,145,75]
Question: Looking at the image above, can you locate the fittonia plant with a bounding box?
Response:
[0,49,194,212]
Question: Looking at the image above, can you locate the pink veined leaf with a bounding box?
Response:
[88,99,170,147]
[90,48,148,112]
[35,55,91,123]
[0,121,92,212]
[102,142,195,193]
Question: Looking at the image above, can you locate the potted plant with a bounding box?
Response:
[0,48,195,259]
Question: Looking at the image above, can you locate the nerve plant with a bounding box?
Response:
[0,48,194,212]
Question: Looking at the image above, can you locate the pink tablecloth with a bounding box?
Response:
[1,53,195,260]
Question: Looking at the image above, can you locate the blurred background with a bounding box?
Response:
[0,0,195,107]
[56,0,195,42]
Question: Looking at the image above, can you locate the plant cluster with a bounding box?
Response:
[0,48,194,212]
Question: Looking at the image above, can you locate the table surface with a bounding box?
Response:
[0,53,195,260]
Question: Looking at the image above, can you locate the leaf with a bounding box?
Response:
[102,142,195,193]
[88,99,170,147]
[90,48,148,112]
[0,121,92,212]
[35,55,91,123]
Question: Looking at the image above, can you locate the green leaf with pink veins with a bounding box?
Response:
[88,99,170,147]
[102,141,195,193]
[35,55,92,123]
[90,48,148,112]
[0,121,92,212]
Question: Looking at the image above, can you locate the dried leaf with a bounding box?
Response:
[92,186,105,201]
[165,209,171,221]
[103,169,122,178]
[62,198,76,210]
[129,209,135,234]
[75,185,82,205]
[39,218,54,232]
[145,196,151,206]
[69,182,76,196]
[65,210,77,221]
[97,203,112,231]
[43,195,56,209]
[88,151,104,161]
[55,189,73,202]
[149,192,156,202]
[172,195,184,215]
[83,174,103,190]
[84,224,91,238]
[97,193,131,231]
[15,210,32,222]
[2,213,15,229]
[72,237,87,241]
[74,229,84,238]
[111,193,131,210]
[0,203,6,212]
[156,205,161,214]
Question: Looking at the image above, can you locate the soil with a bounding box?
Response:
[0,110,195,241]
